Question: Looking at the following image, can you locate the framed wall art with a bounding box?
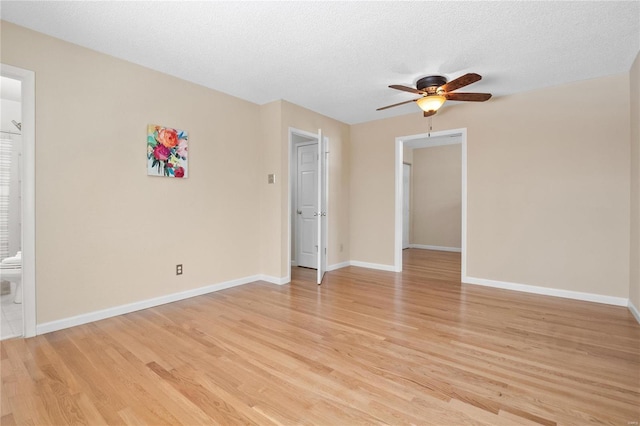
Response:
[147,124,188,178]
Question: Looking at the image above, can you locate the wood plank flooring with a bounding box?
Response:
[1,249,639,425]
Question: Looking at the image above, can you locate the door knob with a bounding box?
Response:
[297,210,302,215]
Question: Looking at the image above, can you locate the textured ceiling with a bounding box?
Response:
[1,1,639,124]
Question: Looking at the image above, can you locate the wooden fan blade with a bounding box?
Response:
[377,98,421,111]
[389,84,424,95]
[440,73,482,93]
[423,110,437,118]
[445,92,492,102]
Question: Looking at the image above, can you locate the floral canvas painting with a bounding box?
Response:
[147,124,188,178]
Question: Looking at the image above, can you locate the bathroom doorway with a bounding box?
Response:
[0,75,23,339]
[1,64,35,339]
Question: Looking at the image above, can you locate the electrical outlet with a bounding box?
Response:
[176,264,183,275]
[268,174,275,184]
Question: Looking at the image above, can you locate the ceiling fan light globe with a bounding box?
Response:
[416,95,446,112]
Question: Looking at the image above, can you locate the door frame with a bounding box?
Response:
[316,131,328,284]
[402,162,411,249]
[1,64,36,338]
[394,128,467,277]
[287,127,328,283]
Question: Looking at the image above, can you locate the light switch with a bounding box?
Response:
[268,174,275,184]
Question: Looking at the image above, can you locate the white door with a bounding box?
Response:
[403,163,411,249]
[296,143,318,268]
[317,131,327,285]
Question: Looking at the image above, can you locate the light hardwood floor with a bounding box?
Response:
[1,249,639,425]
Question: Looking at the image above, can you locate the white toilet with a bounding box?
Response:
[0,252,22,304]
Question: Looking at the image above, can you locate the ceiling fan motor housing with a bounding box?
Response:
[416,75,447,93]
[377,72,490,113]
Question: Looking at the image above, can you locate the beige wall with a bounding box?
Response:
[259,101,283,278]
[411,144,461,248]
[351,74,631,298]
[630,51,640,311]
[349,121,396,265]
[1,22,264,323]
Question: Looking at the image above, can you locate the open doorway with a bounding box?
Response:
[288,128,328,285]
[0,75,23,339]
[1,64,36,338]
[394,128,467,278]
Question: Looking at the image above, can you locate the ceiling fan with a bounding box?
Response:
[377,73,492,117]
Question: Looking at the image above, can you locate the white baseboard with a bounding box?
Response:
[409,244,461,253]
[349,260,396,272]
[38,269,633,336]
[290,260,297,267]
[463,276,628,306]
[259,274,289,285]
[37,274,267,335]
[628,300,640,324]
[328,261,350,271]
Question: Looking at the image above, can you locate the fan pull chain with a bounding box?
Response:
[428,116,433,137]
